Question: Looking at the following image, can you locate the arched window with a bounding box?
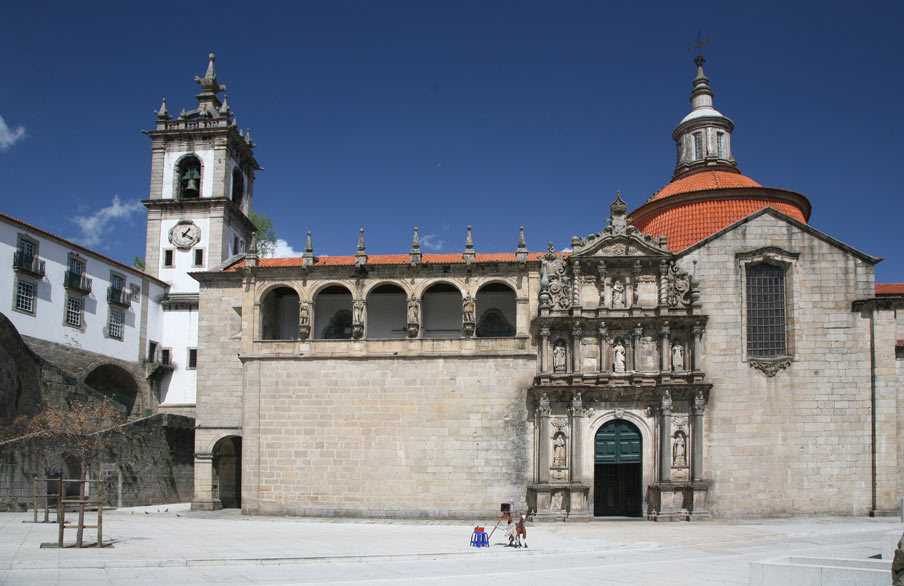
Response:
[366,283,407,339]
[231,168,244,207]
[745,263,786,357]
[178,156,201,199]
[475,282,516,338]
[314,285,353,340]
[422,283,462,339]
[260,287,300,340]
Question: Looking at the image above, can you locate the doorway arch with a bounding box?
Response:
[594,419,642,517]
[212,436,242,508]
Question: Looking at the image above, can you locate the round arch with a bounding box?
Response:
[314,284,354,339]
[212,435,242,509]
[310,281,356,299]
[586,411,655,518]
[259,286,300,340]
[365,283,408,339]
[83,363,138,417]
[361,279,412,298]
[475,281,516,338]
[421,282,463,339]
[412,279,465,299]
[255,281,303,304]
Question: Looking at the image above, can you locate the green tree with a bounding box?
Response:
[133,256,145,270]
[251,211,277,257]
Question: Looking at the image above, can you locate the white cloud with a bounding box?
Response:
[559,247,573,253]
[420,234,445,251]
[268,238,301,258]
[0,116,25,150]
[72,196,144,247]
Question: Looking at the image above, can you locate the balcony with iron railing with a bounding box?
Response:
[13,251,45,277]
[64,270,92,294]
[107,286,131,308]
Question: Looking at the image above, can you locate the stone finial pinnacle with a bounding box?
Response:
[194,52,226,94]
[411,227,420,250]
[219,94,231,115]
[465,225,474,250]
[516,226,528,266]
[155,98,171,120]
[302,231,315,268]
[355,228,367,268]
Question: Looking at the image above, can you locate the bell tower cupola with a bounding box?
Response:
[671,53,738,180]
[142,53,260,282]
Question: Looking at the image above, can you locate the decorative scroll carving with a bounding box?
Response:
[540,244,571,310]
[750,358,791,377]
[666,261,700,308]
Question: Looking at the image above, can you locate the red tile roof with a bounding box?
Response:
[876,283,904,296]
[230,252,548,270]
[651,170,762,202]
[0,211,168,286]
[632,199,807,252]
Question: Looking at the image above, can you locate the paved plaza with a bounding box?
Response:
[0,504,899,585]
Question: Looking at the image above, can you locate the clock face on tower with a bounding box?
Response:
[168,221,202,249]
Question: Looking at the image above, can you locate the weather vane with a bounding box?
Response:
[688,31,710,55]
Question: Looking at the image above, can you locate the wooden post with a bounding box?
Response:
[57,476,64,548]
[97,482,103,548]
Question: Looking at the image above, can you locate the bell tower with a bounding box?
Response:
[142,53,260,290]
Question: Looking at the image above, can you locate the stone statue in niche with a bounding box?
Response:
[672,432,687,467]
[671,342,684,371]
[553,433,566,467]
[613,340,626,373]
[462,294,475,323]
[407,298,419,323]
[353,300,364,324]
[299,303,310,326]
[550,490,564,511]
[612,280,625,308]
[553,341,567,372]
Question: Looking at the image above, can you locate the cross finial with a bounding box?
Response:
[688,32,710,56]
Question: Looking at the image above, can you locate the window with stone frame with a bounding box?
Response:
[108,309,124,340]
[745,263,787,358]
[738,248,797,375]
[693,132,704,160]
[15,279,36,314]
[65,295,84,328]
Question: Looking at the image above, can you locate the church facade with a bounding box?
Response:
[172,54,904,519]
[5,53,899,520]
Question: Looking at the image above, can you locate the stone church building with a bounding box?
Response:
[4,53,902,520]
[166,53,902,520]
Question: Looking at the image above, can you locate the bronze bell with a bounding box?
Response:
[183,178,199,197]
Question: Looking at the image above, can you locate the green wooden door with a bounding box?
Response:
[595,420,642,464]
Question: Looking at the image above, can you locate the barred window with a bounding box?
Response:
[16,280,35,313]
[108,310,124,340]
[746,264,786,357]
[66,296,83,327]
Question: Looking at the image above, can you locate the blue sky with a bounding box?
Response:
[1,1,902,282]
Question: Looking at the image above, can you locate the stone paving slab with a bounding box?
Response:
[0,504,900,585]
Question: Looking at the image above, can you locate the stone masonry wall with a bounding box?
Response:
[680,213,877,517]
[0,414,194,511]
[241,355,535,518]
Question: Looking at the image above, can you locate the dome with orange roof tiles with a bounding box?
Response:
[629,55,811,252]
